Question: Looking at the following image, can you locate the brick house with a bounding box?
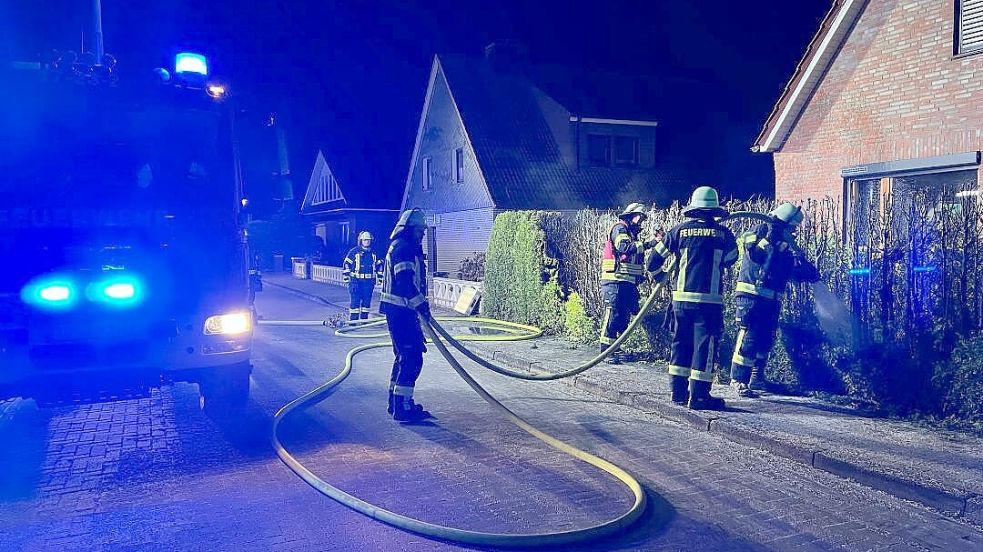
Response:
[401,49,722,276]
[753,0,982,215]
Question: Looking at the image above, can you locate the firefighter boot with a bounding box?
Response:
[688,380,726,411]
[669,375,689,405]
[749,365,770,392]
[392,395,433,423]
[601,343,622,364]
[730,380,760,398]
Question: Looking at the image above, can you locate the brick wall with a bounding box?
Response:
[774,0,982,201]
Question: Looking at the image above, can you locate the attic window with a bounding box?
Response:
[422,157,433,191]
[957,0,983,55]
[613,136,639,167]
[453,148,464,183]
[587,135,610,166]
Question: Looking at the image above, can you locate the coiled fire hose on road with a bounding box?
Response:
[263,211,769,548]
[263,313,649,548]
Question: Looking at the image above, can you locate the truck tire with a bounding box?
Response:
[199,363,251,417]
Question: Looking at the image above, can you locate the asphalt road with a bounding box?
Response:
[0,285,980,551]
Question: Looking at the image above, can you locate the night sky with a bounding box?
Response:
[3,0,832,204]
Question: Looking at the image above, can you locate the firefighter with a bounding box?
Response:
[380,208,433,423]
[729,202,819,397]
[649,186,738,410]
[343,231,383,322]
[600,202,663,364]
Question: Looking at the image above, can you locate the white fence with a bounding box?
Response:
[431,276,483,310]
[311,264,347,286]
[295,264,482,310]
[291,258,308,279]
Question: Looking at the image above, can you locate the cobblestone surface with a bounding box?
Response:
[0,283,980,551]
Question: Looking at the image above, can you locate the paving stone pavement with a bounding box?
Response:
[269,273,983,525]
[0,283,980,551]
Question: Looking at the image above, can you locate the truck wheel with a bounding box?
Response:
[199,363,251,417]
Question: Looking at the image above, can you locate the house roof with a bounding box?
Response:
[422,55,690,211]
[301,144,403,214]
[752,0,868,153]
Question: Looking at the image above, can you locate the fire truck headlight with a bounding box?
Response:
[204,312,252,335]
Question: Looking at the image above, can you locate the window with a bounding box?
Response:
[587,135,610,166]
[613,136,640,166]
[453,148,465,183]
[956,0,983,55]
[422,157,432,191]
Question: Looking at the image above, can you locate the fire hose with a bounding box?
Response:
[263,211,769,547]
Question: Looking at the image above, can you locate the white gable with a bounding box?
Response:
[301,151,347,211]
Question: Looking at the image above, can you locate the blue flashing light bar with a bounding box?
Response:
[913,266,938,273]
[175,52,208,76]
[848,268,871,276]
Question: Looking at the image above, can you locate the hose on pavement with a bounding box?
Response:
[263,210,769,547]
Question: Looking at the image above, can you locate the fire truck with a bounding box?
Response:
[0,52,253,413]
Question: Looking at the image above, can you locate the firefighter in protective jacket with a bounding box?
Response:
[600,202,663,363]
[648,186,738,410]
[729,202,819,397]
[343,231,384,321]
[380,208,434,423]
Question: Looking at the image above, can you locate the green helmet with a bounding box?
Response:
[618,202,648,221]
[769,202,804,226]
[683,186,727,218]
[390,208,427,239]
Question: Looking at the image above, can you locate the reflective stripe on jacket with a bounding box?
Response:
[649,217,738,304]
[601,221,646,284]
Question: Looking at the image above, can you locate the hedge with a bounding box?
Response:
[482,185,983,426]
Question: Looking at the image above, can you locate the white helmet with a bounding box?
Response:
[358,231,373,242]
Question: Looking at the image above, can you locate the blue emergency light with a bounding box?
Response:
[39,284,72,303]
[913,266,937,273]
[848,268,871,276]
[175,52,208,76]
[22,277,78,310]
[89,275,143,306]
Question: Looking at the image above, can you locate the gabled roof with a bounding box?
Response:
[753,0,869,153]
[302,146,401,214]
[404,55,690,211]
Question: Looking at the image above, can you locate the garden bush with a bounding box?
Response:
[563,292,596,344]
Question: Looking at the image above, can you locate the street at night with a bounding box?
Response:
[3,1,982,550]
[1,285,980,551]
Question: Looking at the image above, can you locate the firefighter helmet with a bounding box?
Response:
[769,202,804,226]
[618,202,648,221]
[358,231,373,242]
[683,186,727,218]
[389,208,427,239]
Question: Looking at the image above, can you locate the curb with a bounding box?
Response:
[274,283,976,523]
[471,345,975,521]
